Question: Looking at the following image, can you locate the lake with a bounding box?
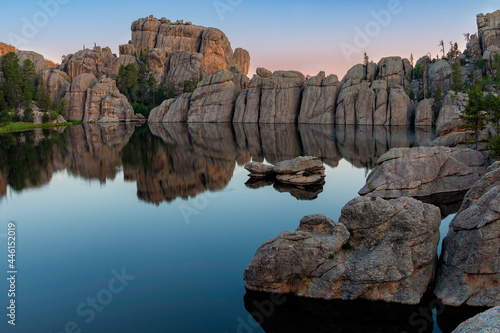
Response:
[0,123,485,333]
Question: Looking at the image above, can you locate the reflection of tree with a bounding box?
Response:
[0,130,67,193]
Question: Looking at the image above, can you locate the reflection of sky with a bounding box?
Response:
[0,159,370,332]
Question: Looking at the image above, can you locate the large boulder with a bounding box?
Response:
[298,72,340,124]
[414,98,435,126]
[435,165,500,307]
[244,197,441,304]
[149,93,192,123]
[259,71,304,124]
[359,146,487,199]
[15,50,50,73]
[273,156,325,175]
[451,307,500,332]
[187,70,240,122]
[436,92,468,137]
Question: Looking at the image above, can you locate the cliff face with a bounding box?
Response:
[123,16,250,77]
[149,10,500,127]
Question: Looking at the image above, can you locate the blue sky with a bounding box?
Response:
[1,0,498,77]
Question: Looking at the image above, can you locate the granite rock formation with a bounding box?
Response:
[244,197,441,304]
[359,146,487,200]
[435,164,500,307]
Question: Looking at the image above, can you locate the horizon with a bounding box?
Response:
[0,1,498,79]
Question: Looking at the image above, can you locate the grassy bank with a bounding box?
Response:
[0,121,83,134]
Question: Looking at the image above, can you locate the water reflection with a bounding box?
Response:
[244,291,487,333]
[0,123,434,205]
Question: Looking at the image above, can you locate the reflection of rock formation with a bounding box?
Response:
[1,123,435,204]
[244,291,435,333]
[244,290,487,333]
[273,182,324,201]
[127,123,242,204]
[65,123,136,182]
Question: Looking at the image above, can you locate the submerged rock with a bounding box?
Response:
[435,165,500,307]
[244,196,441,304]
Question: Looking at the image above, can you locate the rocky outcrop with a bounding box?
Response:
[60,47,116,81]
[84,77,136,122]
[377,56,412,89]
[435,92,468,136]
[166,51,206,85]
[452,307,500,332]
[414,98,435,126]
[127,15,250,75]
[15,51,50,73]
[149,93,192,122]
[435,165,500,307]
[359,146,487,200]
[233,75,265,123]
[298,72,340,124]
[233,48,250,74]
[65,73,138,122]
[244,196,441,304]
[187,70,240,122]
[335,60,414,126]
[66,73,98,121]
[259,71,305,124]
[41,69,70,102]
[427,60,452,94]
[477,10,500,52]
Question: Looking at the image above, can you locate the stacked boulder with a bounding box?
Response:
[245,156,325,186]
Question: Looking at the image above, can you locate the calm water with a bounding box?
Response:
[0,123,484,333]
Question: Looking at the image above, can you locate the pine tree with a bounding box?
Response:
[451,61,463,92]
[485,93,500,130]
[460,85,488,149]
[36,78,51,112]
[1,52,23,108]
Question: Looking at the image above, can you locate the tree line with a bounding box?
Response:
[0,52,66,125]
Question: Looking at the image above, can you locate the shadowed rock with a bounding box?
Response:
[435,164,500,307]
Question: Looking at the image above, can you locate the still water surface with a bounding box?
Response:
[0,123,483,332]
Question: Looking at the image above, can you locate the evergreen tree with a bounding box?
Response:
[460,85,488,149]
[1,52,23,108]
[451,61,463,92]
[21,59,37,107]
[0,109,11,125]
[36,78,51,112]
[485,93,500,130]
